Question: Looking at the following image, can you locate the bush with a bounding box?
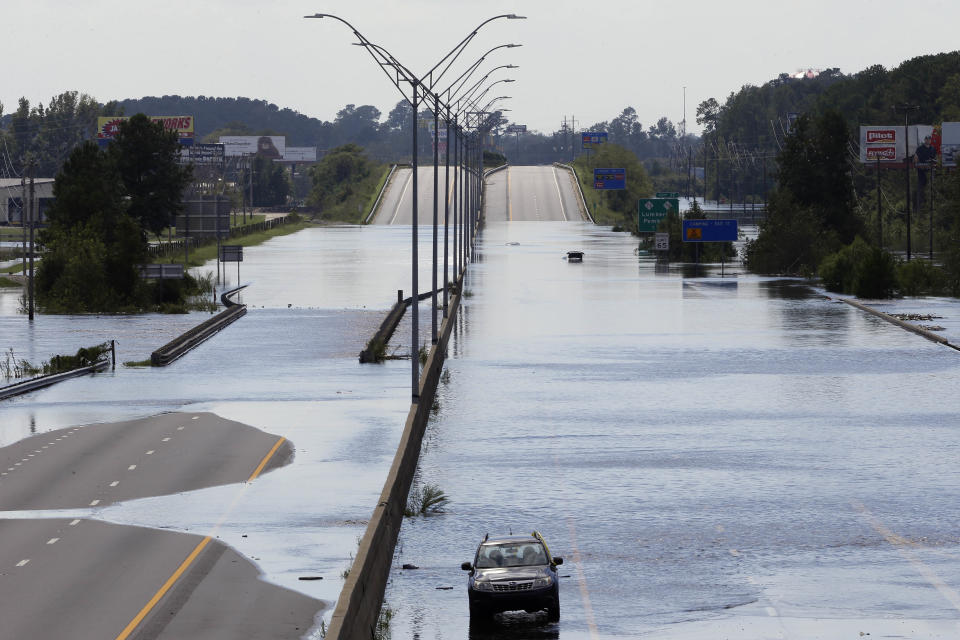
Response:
[818,236,898,298]
[897,259,946,296]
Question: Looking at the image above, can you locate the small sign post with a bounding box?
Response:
[220,245,243,285]
[654,232,669,252]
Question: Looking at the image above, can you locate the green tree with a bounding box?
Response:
[573,143,654,227]
[108,114,192,237]
[745,109,860,274]
[308,144,386,222]
[37,142,146,311]
[248,154,290,207]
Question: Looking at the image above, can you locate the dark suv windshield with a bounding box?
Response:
[475,542,548,568]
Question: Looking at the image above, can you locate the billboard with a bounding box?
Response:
[942,122,960,167]
[179,143,225,168]
[219,136,286,158]
[277,147,318,163]
[859,125,933,163]
[97,116,195,146]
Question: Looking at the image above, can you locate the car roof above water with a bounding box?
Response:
[481,535,539,546]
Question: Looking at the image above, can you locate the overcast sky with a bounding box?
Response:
[5,0,960,135]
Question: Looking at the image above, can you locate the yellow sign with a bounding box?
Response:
[97,116,195,141]
[686,227,702,240]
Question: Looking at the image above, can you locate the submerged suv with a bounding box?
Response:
[461,531,562,621]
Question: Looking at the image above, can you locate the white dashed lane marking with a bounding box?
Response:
[177,426,184,431]
[162,438,170,443]
[145,450,154,455]
[47,538,59,545]
[128,465,136,471]
[16,559,29,567]
[109,481,119,487]
[69,520,80,526]
[89,500,100,507]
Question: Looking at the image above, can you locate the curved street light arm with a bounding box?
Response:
[448,64,517,105]
[439,44,520,100]
[423,14,525,90]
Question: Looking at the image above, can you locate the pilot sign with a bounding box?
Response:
[593,168,626,190]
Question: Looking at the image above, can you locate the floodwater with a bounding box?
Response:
[0,224,453,629]
[384,220,960,639]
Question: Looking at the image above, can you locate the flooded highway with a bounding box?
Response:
[3,203,960,637]
[384,220,960,639]
[0,224,451,637]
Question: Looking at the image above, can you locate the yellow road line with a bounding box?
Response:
[115,536,212,640]
[249,437,286,482]
[853,500,960,612]
[115,436,287,639]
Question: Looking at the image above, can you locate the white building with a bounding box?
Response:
[1,178,55,225]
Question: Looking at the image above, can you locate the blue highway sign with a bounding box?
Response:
[582,132,608,147]
[681,219,738,242]
[594,168,626,190]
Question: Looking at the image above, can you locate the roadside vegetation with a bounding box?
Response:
[35,115,193,313]
[308,144,388,223]
[1,343,110,381]
[697,51,960,298]
[570,143,654,228]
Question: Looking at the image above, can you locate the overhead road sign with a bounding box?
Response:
[655,192,679,198]
[594,168,625,190]
[582,132,607,147]
[636,198,678,232]
[505,124,527,134]
[682,219,738,242]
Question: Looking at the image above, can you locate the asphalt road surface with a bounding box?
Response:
[374,165,583,225]
[373,166,457,225]
[0,412,322,639]
[484,166,584,223]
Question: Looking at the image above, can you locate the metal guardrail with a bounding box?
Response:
[554,163,592,222]
[484,163,508,177]
[150,286,248,366]
[0,360,110,402]
[365,164,398,224]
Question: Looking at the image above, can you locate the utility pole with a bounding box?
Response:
[20,176,27,276]
[894,104,919,261]
[28,164,35,321]
[247,155,253,225]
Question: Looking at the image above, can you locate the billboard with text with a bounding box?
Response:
[859,125,933,163]
[97,116,195,146]
[219,136,286,158]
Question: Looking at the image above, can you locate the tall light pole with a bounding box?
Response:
[306,12,523,400]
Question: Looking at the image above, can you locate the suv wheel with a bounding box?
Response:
[469,602,488,620]
[547,597,560,622]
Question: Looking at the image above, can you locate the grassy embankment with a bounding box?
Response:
[318,164,391,223]
[156,217,314,268]
[567,163,626,227]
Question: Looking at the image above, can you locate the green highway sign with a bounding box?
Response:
[637,198,679,232]
[655,191,680,198]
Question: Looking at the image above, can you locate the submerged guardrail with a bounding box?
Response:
[150,285,248,366]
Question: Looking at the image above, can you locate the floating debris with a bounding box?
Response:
[891,313,942,322]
